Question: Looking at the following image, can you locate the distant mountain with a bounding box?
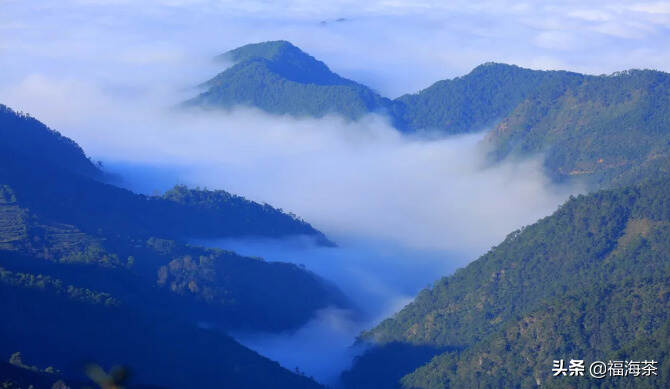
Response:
[393,63,586,134]
[342,177,670,388]
[0,104,342,387]
[393,64,670,187]
[185,40,395,121]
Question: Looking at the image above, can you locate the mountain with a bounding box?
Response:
[0,352,161,389]
[485,68,670,188]
[393,62,586,134]
[394,64,670,187]
[0,264,326,389]
[342,177,670,388]
[0,105,101,179]
[0,357,85,389]
[186,40,395,120]
[0,104,344,387]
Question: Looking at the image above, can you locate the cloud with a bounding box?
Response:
[568,9,613,22]
[534,30,580,51]
[628,2,670,15]
[197,235,457,384]
[231,307,367,384]
[1,1,668,98]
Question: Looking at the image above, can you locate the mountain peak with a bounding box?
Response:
[467,62,529,77]
[187,41,393,120]
[213,40,350,86]
[473,61,518,69]
[217,40,300,64]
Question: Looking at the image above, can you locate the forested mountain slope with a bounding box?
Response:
[186,40,394,120]
[0,105,101,179]
[0,265,326,389]
[393,62,586,134]
[343,177,670,388]
[395,64,670,188]
[0,104,343,388]
[485,69,670,188]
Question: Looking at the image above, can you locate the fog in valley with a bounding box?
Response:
[196,235,453,384]
[89,107,579,383]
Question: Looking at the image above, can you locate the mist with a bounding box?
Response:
[195,235,455,384]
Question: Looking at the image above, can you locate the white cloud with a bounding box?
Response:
[628,2,670,15]
[1,0,668,98]
[534,30,579,50]
[568,9,613,22]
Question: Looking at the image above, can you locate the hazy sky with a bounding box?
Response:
[1,0,669,97]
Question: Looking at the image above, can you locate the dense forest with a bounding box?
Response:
[342,177,670,388]
[186,41,396,122]
[393,62,586,134]
[0,104,344,388]
[395,63,670,188]
[485,68,670,188]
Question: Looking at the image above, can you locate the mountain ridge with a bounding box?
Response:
[343,177,670,388]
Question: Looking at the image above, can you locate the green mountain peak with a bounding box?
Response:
[187,41,393,119]
[218,40,302,63]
